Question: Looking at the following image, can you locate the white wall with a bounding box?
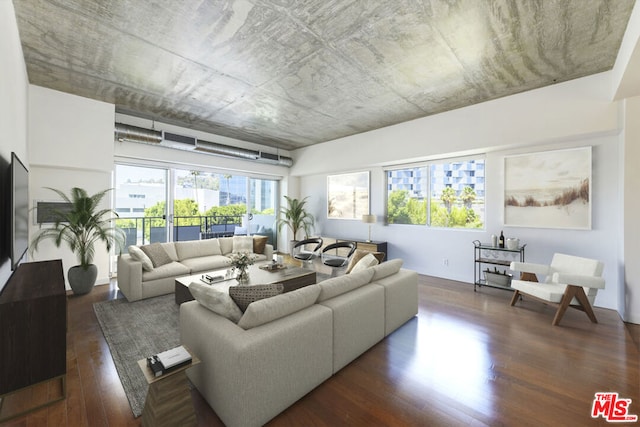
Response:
[292,73,618,176]
[624,96,640,323]
[296,73,629,316]
[28,86,115,289]
[0,2,29,289]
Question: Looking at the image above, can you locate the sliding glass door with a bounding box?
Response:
[173,169,248,240]
[249,178,278,246]
[114,164,169,246]
[114,164,281,264]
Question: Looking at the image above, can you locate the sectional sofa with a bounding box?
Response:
[117,236,273,301]
[180,259,418,427]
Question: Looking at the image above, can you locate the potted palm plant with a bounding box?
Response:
[276,196,315,256]
[30,187,125,295]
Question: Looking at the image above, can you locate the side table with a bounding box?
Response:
[137,347,201,427]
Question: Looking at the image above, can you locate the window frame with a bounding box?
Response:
[385,156,485,230]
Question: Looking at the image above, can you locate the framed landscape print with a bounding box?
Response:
[504,146,591,229]
[327,171,370,220]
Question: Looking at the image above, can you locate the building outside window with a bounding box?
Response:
[386,158,485,229]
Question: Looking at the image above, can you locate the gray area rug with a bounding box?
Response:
[93,294,179,418]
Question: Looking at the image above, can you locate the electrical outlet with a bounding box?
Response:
[443,258,449,266]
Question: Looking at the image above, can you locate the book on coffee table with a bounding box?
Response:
[155,345,192,372]
[259,263,286,271]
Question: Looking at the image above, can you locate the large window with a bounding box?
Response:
[386,158,485,229]
[114,164,279,246]
[386,167,427,225]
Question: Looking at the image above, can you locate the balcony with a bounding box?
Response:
[116,214,276,248]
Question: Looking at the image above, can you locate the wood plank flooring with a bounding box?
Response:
[1,275,638,427]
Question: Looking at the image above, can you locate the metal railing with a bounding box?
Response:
[116,214,243,246]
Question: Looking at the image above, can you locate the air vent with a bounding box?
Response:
[163,132,196,146]
[260,152,279,161]
[260,151,293,167]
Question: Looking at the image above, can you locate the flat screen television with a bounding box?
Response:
[11,152,29,270]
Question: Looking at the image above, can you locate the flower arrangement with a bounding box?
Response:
[228,251,256,283]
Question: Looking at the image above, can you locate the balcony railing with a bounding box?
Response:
[116,214,277,248]
[116,214,243,246]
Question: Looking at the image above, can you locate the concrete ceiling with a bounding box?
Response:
[13,0,636,151]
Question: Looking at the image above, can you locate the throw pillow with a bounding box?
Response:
[161,243,179,261]
[140,242,173,268]
[128,245,154,271]
[229,283,284,312]
[188,281,243,323]
[237,285,321,329]
[253,235,268,254]
[232,236,254,253]
[345,249,385,273]
[350,253,379,273]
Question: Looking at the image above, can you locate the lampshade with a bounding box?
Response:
[362,214,377,224]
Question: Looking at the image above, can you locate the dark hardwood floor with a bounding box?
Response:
[2,274,638,427]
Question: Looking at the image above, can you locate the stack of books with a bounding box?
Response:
[201,272,227,284]
[146,345,192,377]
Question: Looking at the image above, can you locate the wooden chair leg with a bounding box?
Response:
[552,285,598,326]
[571,285,598,323]
[552,286,578,326]
[510,290,521,306]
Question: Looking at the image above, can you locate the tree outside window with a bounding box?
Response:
[386,159,485,229]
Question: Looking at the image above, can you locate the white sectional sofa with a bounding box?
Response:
[117,236,273,301]
[180,259,418,427]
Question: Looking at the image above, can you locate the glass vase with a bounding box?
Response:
[236,268,249,284]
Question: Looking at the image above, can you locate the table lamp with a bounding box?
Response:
[362,214,377,242]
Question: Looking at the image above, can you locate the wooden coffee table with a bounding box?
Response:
[174,262,316,304]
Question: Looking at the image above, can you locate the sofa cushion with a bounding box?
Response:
[203,239,223,256]
[142,261,190,281]
[350,253,379,273]
[317,269,375,302]
[237,285,321,329]
[188,281,243,323]
[175,239,222,261]
[253,235,268,254]
[219,237,233,254]
[229,284,284,312]
[180,255,232,273]
[345,249,385,273]
[128,245,153,271]
[233,236,254,253]
[140,242,173,268]
[371,259,404,281]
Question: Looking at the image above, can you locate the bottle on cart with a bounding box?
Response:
[499,231,505,248]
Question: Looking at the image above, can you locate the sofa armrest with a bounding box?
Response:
[510,261,551,277]
[552,273,605,289]
[116,254,143,301]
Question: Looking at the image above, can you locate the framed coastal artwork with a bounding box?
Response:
[504,146,591,229]
[327,171,370,220]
